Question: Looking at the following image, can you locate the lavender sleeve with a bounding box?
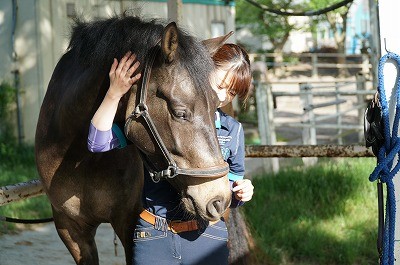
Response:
[87,122,121,152]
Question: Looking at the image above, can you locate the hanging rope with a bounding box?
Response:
[243,0,354,17]
[369,52,400,265]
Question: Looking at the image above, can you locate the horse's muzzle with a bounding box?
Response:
[206,196,229,220]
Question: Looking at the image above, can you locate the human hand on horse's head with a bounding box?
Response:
[108,51,141,99]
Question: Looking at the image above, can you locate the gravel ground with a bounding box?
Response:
[0,223,125,265]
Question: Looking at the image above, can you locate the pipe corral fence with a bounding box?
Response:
[0,145,374,206]
[249,53,371,78]
[1,55,376,209]
[254,75,375,145]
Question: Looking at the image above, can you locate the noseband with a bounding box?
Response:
[124,43,229,183]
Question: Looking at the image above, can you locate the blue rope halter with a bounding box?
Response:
[369,52,400,265]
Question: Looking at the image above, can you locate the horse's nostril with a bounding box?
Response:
[206,197,225,219]
[213,200,223,213]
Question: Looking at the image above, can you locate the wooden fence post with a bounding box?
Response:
[300,83,317,145]
[300,83,318,166]
[335,82,343,144]
[253,61,279,173]
[311,54,318,77]
[356,73,367,143]
[265,83,280,173]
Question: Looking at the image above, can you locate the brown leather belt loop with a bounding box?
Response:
[139,209,218,233]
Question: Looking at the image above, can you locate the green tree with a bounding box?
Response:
[236,0,308,75]
[308,0,353,76]
[308,0,353,53]
[236,0,353,75]
[0,82,16,142]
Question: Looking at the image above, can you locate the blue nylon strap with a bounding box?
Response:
[369,52,400,265]
[112,124,127,149]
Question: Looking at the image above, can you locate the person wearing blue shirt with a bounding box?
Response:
[88,44,254,264]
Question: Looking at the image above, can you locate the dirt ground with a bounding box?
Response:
[0,223,125,265]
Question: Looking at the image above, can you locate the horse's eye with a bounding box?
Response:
[173,110,187,120]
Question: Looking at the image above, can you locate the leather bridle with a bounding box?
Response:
[124,43,229,183]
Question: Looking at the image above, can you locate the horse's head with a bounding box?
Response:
[125,22,233,221]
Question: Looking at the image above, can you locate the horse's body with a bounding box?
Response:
[35,15,232,264]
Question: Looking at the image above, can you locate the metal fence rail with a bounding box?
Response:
[248,52,371,77]
[0,144,375,206]
[256,75,375,146]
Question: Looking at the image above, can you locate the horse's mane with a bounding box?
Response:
[67,14,214,92]
[52,14,214,137]
[68,15,162,70]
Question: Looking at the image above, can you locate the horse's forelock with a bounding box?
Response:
[176,31,214,95]
[67,16,164,71]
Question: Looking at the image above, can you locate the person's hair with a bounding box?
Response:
[212,43,251,102]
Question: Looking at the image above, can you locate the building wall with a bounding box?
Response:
[0,0,234,143]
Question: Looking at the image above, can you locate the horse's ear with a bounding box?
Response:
[162,22,179,63]
[202,31,234,56]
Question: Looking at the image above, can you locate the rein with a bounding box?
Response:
[368,52,400,265]
[124,43,229,183]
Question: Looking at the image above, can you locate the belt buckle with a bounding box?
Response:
[154,215,168,232]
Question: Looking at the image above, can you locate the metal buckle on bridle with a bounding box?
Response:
[149,165,178,183]
[134,103,148,118]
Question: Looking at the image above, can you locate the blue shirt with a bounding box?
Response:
[215,109,245,182]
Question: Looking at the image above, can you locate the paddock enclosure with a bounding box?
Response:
[1,0,394,264]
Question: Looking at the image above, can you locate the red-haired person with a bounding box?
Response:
[88,44,254,265]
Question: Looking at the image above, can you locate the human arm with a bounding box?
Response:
[92,51,141,130]
[88,52,141,152]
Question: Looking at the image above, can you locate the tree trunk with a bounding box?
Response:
[337,43,349,77]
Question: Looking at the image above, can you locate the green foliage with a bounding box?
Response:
[236,0,306,51]
[0,82,15,118]
[0,81,16,142]
[308,0,353,53]
[308,0,350,14]
[283,55,299,64]
[244,158,379,264]
[235,0,353,53]
[0,143,52,234]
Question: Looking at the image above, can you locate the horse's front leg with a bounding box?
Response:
[52,206,100,265]
[110,201,142,265]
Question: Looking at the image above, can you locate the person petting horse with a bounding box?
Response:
[88,43,254,264]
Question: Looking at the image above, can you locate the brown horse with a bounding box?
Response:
[35,15,233,264]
